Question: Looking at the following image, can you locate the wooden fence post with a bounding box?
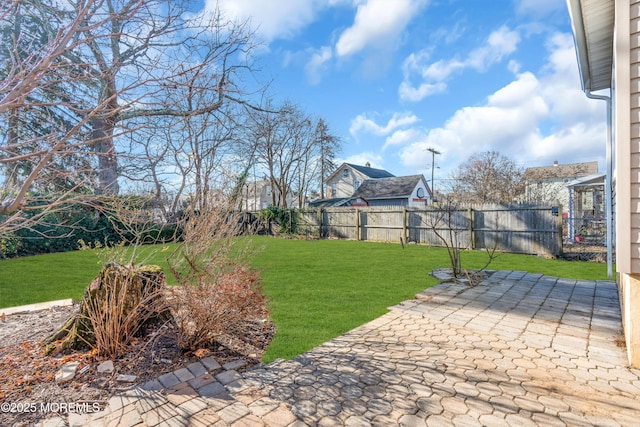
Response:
[317,208,323,238]
[355,209,360,240]
[403,208,409,243]
[556,204,563,257]
[468,207,475,250]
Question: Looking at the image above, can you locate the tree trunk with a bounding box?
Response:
[41,263,168,356]
[91,116,120,194]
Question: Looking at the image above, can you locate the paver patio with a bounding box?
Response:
[44,270,640,426]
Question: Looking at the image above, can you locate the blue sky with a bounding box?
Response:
[199,0,607,187]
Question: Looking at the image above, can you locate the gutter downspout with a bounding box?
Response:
[585,90,613,278]
[566,0,614,278]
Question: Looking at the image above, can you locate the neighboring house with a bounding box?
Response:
[568,0,639,366]
[324,162,395,198]
[350,175,431,207]
[241,180,294,210]
[523,161,598,212]
[315,163,432,208]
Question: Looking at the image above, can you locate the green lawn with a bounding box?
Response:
[0,237,611,361]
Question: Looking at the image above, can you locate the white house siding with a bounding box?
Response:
[529,181,570,211]
[409,182,430,206]
[326,167,369,198]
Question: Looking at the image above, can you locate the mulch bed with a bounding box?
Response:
[0,303,274,426]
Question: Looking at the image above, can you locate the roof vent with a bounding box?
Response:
[365,162,371,168]
[553,160,559,167]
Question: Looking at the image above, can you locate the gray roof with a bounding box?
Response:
[307,198,353,208]
[524,162,598,181]
[345,163,395,179]
[352,175,425,200]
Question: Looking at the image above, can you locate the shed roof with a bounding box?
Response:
[307,198,353,208]
[524,161,598,180]
[567,0,614,92]
[352,175,427,200]
[566,172,606,188]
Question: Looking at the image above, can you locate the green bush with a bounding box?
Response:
[259,206,297,234]
[0,236,20,259]
[4,207,118,257]
[0,201,180,258]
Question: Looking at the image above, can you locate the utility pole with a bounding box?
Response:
[427,148,441,202]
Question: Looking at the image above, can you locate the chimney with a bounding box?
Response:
[365,162,371,168]
[553,160,559,167]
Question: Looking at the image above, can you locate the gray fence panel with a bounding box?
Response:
[286,204,560,255]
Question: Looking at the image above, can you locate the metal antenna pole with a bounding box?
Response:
[427,148,441,201]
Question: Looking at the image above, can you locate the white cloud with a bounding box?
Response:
[508,60,521,74]
[211,0,426,54]
[211,0,324,42]
[350,112,420,137]
[335,0,427,57]
[398,81,448,102]
[399,73,549,172]
[398,32,607,177]
[539,33,604,125]
[516,0,564,18]
[468,26,520,70]
[383,128,424,150]
[421,58,465,81]
[399,26,521,102]
[305,46,333,84]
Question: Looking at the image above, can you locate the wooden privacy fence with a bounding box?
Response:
[293,204,563,256]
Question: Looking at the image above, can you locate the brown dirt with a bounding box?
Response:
[0,303,274,426]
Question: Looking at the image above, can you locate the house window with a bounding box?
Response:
[342,168,349,178]
[331,184,337,197]
[354,180,360,190]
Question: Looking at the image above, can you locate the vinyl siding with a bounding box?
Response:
[326,168,369,198]
[632,1,640,271]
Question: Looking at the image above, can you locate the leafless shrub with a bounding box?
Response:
[42,264,169,358]
[167,188,268,352]
[82,264,169,357]
[425,198,500,283]
[425,198,469,278]
[169,266,267,351]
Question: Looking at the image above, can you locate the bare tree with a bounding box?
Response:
[0,0,94,116]
[292,139,319,208]
[247,100,316,208]
[315,118,340,199]
[289,118,340,207]
[68,0,261,194]
[1,0,109,234]
[450,151,524,203]
[1,0,264,235]
[121,91,245,220]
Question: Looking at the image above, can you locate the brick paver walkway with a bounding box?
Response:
[43,271,640,426]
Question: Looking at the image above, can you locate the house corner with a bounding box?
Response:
[618,273,640,368]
